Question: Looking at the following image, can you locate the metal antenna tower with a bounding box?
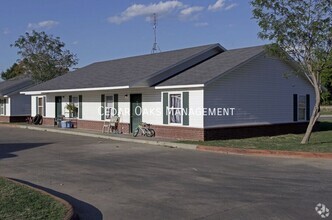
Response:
[151,13,161,54]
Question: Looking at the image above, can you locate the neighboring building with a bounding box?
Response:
[21,44,315,140]
[0,75,34,122]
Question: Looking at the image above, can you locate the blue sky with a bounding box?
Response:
[0,0,267,73]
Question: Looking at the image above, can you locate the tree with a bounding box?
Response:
[1,62,25,80]
[321,51,332,105]
[12,30,78,83]
[251,0,332,144]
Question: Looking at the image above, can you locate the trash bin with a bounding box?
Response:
[61,121,67,128]
[66,121,72,128]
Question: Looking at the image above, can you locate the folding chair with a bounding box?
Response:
[102,116,119,133]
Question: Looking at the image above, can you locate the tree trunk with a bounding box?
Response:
[301,83,321,144]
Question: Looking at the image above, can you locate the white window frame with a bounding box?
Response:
[105,95,114,120]
[0,99,5,115]
[37,97,44,115]
[298,95,306,121]
[71,96,79,118]
[168,92,183,125]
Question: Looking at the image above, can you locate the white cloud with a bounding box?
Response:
[3,28,10,35]
[225,3,238,10]
[108,1,183,24]
[180,6,204,17]
[208,0,226,11]
[195,22,209,27]
[28,20,59,29]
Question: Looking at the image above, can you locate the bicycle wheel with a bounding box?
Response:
[133,128,140,137]
[147,129,155,137]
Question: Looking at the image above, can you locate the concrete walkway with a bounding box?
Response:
[15,124,197,150]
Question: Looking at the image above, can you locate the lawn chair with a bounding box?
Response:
[102,116,120,134]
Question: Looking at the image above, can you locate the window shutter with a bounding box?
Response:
[163,93,168,124]
[101,94,105,120]
[293,94,298,122]
[183,92,189,126]
[43,97,46,116]
[306,94,310,121]
[79,95,82,119]
[69,95,72,118]
[114,94,118,116]
[35,97,38,115]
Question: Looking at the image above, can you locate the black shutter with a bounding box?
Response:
[114,94,118,116]
[3,99,6,115]
[79,95,82,119]
[36,97,38,115]
[183,92,189,126]
[293,94,298,122]
[163,93,168,124]
[43,97,46,116]
[306,94,310,121]
[69,95,72,118]
[101,94,105,120]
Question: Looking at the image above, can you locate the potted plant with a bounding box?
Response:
[65,103,77,118]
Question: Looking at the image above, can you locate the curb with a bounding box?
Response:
[4,177,76,220]
[197,145,332,159]
[16,125,198,150]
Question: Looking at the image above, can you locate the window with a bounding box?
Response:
[105,95,114,119]
[298,95,306,121]
[72,96,79,118]
[37,97,43,115]
[0,99,5,115]
[169,93,182,124]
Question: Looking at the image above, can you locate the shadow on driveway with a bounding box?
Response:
[11,178,103,220]
[0,143,51,160]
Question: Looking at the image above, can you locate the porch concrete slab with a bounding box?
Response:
[16,124,198,150]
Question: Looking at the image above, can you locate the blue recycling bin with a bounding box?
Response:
[66,121,72,128]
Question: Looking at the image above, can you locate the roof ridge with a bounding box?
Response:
[91,43,222,65]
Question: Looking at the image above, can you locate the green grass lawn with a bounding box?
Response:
[0,177,67,220]
[321,106,332,115]
[182,120,332,153]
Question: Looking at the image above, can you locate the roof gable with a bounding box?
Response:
[156,45,266,87]
[0,76,34,96]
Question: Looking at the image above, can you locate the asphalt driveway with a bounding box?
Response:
[0,126,331,220]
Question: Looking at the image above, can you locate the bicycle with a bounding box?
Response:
[133,122,155,137]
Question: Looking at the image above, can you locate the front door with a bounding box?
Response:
[55,96,62,118]
[130,94,142,133]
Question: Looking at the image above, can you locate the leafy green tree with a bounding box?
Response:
[321,52,332,105]
[251,0,332,144]
[12,30,78,83]
[1,62,25,80]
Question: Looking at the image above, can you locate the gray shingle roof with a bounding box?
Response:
[24,44,222,92]
[0,75,35,96]
[156,45,265,86]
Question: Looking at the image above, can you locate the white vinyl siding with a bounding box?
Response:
[204,53,315,128]
[38,88,204,128]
